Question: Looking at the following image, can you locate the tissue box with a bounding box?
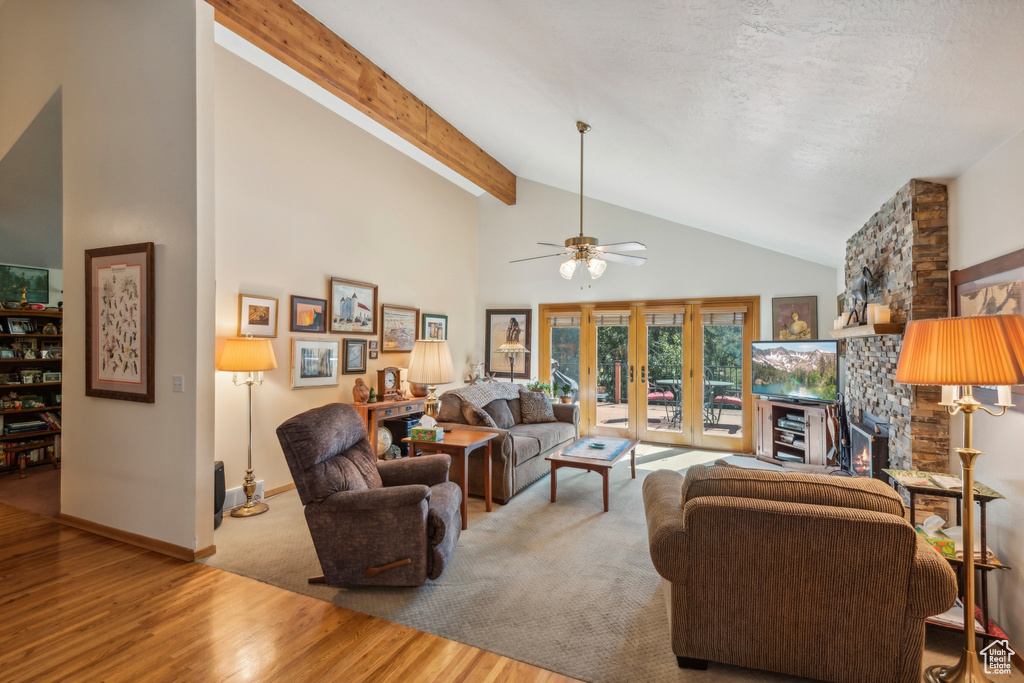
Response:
[410,427,444,442]
[915,525,955,558]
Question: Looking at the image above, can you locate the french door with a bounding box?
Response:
[539,299,756,453]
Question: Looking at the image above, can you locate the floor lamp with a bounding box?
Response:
[895,314,1024,683]
[218,336,278,518]
[408,339,454,421]
[496,339,527,382]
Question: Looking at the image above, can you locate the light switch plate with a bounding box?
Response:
[172,375,184,393]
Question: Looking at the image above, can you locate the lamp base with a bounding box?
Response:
[230,468,269,518]
[924,649,991,683]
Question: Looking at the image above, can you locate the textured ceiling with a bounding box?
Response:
[297,0,1024,266]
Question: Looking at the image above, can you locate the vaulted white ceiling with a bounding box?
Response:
[297,0,1024,266]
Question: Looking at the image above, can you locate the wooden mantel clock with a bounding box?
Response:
[377,366,401,401]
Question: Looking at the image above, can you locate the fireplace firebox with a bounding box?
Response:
[847,413,890,480]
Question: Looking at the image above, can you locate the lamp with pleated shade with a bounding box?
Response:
[895,314,1024,683]
[217,336,277,517]
[407,340,454,421]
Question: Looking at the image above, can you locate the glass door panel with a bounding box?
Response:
[639,308,690,445]
[549,314,580,404]
[593,310,632,435]
[699,307,747,451]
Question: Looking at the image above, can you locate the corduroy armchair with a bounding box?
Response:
[642,464,957,683]
[276,403,462,586]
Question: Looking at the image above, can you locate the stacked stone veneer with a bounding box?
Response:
[843,179,949,481]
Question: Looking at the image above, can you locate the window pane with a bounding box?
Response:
[646,324,683,434]
[596,324,630,429]
[702,324,743,437]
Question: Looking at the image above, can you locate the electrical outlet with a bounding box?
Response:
[172,375,185,393]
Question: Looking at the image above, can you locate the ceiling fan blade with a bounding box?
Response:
[599,252,647,265]
[537,242,570,249]
[510,252,572,263]
[597,241,646,252]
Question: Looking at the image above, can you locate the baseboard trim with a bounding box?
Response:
[265,482,296,498]
[58,513,212,562]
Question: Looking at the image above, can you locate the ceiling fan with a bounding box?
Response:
[511,121,647,280]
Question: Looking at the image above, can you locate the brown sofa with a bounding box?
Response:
[642,464,957,682]
[436,384,579,504]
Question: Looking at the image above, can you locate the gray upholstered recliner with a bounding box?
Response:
[276,402,462,586]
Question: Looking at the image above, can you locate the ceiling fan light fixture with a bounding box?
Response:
[587,257,607,279]
[559,258,578,279]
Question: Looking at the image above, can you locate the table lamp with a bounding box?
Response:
[217,336,278,518]
[407,339,454,421]
[895,314,1024,683]
[496,339,527,382]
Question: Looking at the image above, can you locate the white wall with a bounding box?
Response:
[214,47,479,493]
[0,0,215,551]
[948,125,1024,642]
[478,179,838,373]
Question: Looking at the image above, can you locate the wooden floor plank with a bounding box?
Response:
[0,504,578,683]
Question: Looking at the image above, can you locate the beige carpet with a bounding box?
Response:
[202,448,1016,682]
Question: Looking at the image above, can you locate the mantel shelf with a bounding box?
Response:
[829,323,904,339]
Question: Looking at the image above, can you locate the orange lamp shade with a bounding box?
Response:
[217,337,278,373]
[895,314,1024,386]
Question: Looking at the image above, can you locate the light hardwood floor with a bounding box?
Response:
[0,504,576,682]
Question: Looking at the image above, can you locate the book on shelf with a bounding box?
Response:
[929,599,984,631]
[929,474,966,490]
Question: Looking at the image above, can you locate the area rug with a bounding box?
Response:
[202,448,1002,682]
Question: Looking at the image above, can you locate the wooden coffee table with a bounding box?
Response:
[546,437,640,512]
[403,429,500,530]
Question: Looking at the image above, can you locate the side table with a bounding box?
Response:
[352,397,426,455]
[403,430,500,530]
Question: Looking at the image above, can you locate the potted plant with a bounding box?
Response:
[525,379,552,397]
[558,384,573,404]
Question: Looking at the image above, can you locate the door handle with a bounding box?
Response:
[629,365,634,383]
[640,365,647,385]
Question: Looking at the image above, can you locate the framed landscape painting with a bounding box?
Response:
[290,295,327,333]
[0,264,48,304]
[290,338,339,389]
[330,277,377,335]
[485,309,531,379]
[381,304,418,353]
[238,293,278,338]
[421,313,448,340]
[85,242,155,403]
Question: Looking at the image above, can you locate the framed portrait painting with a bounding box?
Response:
[772,296,817,341]
[85,242,155,402]
[421,313,448,340]
[238,294,278,338]
[290,338,339,389]
[330,277,378,335]
[342,338,367,374]
[381,304,419,353]
[485,309,531,379]
[290,295,327,333]
[951,247,1024,412]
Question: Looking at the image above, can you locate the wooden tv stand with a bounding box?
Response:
[754,397,831,467]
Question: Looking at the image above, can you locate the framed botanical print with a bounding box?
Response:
[381,304,418,353]
[85,242,155,402]
[290,295,327,333]
[485,309,531,379]
[238,293,278,338]
[772,296,817,340]
[342,338,367,374]
[290,338,339,389]
[421,313,448,340]
[951,247,1024,412]
[330,277,377,335]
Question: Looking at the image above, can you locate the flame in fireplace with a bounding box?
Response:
[853,445,871,476]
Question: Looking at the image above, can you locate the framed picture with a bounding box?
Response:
[0,349,14,359]
[42,372,61,383]
[238,293,278,338]
[421,313,448,340]
[772,296,817,340]
[290,295,327,333]
[368,340,379,360]
[0,264,48,303]
[951,246,1024,413]
[342,339,367,374]
[485,309,531,379]
[330,277,378,335]
[381,304,419,353]
[290,338,339,389]
[85,242,155,403]
[6,318,33,335]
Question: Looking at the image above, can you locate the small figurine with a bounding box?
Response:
[367,387,377,403]
[352,377,370,404]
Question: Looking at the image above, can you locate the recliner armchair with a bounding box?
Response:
[276,402,462,586]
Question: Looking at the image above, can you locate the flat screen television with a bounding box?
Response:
[751,340,838,403]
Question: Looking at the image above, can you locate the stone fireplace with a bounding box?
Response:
[843,179,950,499]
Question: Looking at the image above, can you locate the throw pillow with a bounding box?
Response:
[438,393,464,423]
[507,398,523,424]
[462,401,497,427]
[519,388,556,424]
[482,399,515,430]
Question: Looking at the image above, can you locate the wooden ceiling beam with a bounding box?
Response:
[208,0,517,205]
